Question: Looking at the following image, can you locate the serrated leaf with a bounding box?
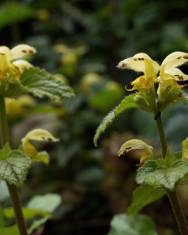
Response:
[20,67,75,101]
[108,214,158,235]
[136,157,188,190]
[0,150,32,186]
[94,94,138,146]
[0,3,33,29]
[0,77,26,98]
[128,185,165,215]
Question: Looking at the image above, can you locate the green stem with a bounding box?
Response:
[167,190,188,235]
[155,107,188,235]
[0,97,9,145]
[155,113,167,158]
[0,96,28,235]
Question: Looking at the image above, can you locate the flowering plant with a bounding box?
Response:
[0,44,74,235]
[94,52,188,235]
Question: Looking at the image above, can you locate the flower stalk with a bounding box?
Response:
[0,96,28,235]
[167,190,188,235]
[154,100,188,235]
[96,51,188,234]
[155,111,167,158]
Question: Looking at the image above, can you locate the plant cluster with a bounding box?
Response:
[95,52,188,235]
[0,44,74,235]
[0,1,188,235]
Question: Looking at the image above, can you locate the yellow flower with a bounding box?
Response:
[117,52,188,93]
[157,52,188,98]
[54,44,78,65]
[128,75,153,91]
[0,44,36,80]
[117,53,159,91]
[118,139,153,164]
[157,79,180,99]
[80,73,102,92]
[21,129,58,164]
[5,95,35,118]
[160,52,188,81]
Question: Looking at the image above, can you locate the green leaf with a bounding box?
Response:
[4,207,48,220]
[4,194,61,234]
[108,214,158,235]
[0,207,5,226]
[0,3,33,29]
[27,193,61,213]
[28,217,49,234]
[26,194,61,234]
[0,77,26,98]
[20,68,75,101]
[0,225,19,235]
[136,156,188,190]
[0,144,11,160]
[128,185,165,215]
[0,150,32,186]
[94,94,138,146]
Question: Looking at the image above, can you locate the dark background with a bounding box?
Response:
[1,0,188,234]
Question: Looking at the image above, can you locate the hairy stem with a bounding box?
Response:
[0,96,28,235]
[155,113,167,158]
[155,110,188,235]
[167,190,188,235]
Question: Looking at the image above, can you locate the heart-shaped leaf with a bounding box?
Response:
[136,156,188,190]
[0,150,32,186]
[20,67,75,101]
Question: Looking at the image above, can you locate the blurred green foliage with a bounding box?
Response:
[108,214,157,235]
[0,0,188,234]
[0,192,61,235]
